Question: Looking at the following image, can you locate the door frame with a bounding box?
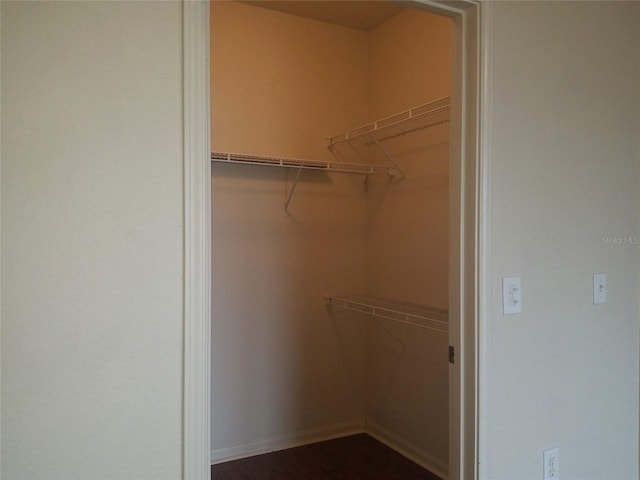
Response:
[181,1,486,479]
[408,1,483,479]
[182,2,211,479]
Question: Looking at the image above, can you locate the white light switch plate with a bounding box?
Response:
[593,273,606,304]
[502,276,522,315]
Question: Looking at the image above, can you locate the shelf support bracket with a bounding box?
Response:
[371,318,406,351]
[325,297,407,350]
[284,166,303,215]
[367,133,406,180]
[328,144,370,186]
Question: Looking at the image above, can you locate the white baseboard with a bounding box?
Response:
[365,419,448,480]
[210,418,365,465]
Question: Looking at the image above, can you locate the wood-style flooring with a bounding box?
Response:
[210,433,442,480]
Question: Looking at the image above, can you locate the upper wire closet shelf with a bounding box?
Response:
[211,151,398,214]
[326,96,450,147]
[325,295,448,335]
[211,151,396,176]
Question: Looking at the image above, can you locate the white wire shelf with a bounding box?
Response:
[325,295,448,335]
[211,151,398,214]
[326,96,450,147]
[211,151,397,176]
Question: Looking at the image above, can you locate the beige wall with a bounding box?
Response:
[3,2,638,480]
[211,1,370,162]
[0,2,184,479]
[365,8,451,474]
[211,2,449,472]
[210,1,370,460]
[485,2,640,478]
[368,8,451,119]
[210,2,452,474]
[366,8,451,309]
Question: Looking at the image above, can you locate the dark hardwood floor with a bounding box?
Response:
[211,433,442,480]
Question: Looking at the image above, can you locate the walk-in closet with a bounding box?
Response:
[210,1,452,477]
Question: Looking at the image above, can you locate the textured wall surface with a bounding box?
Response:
[484,2,640,479]
[1,2,184,479]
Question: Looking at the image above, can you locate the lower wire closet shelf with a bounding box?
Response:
[324,295,448,334]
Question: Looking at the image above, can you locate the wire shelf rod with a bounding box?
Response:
[211,151,394,176]
[325,295,448,335]
[326,97,450,147]
[364,117,450,145]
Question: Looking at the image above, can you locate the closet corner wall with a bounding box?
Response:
[210,1,452,476]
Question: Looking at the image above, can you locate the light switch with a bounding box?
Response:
[593,273,606,304]
[502,276,522,315]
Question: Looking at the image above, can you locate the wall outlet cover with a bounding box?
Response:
[502,276,522,315]
[543,447,560,480]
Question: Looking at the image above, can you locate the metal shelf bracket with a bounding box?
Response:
[284,166,303,215]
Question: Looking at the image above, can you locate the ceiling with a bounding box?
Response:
[239,1,406,31]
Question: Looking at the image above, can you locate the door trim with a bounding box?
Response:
[181,1,485,478]
[182,1,211,479]
[411,2,482,479]
[477,3,493,479]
